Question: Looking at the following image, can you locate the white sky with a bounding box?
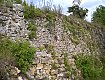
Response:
[25,0,105,22]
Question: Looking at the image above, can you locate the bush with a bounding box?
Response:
[11,40,35,73]
[23,1,43,19]
[0,37,36,74]
[68,5,88,19]
[0,38,16,80]
[74,54,102,80]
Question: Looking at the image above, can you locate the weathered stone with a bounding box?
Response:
[28,66,36,76]
[50,70,58,75]
[36,64,43,70]
[18,76,23,80]
[57,73,64,77]
[13,4,23,12]
[9,67,20,76]
[0,3,103,80]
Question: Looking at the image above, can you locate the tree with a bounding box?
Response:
[68,5,88,19]
[92,5,105,25]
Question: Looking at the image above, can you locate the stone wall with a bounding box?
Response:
[0,4,28,40]
[0,4,104,80]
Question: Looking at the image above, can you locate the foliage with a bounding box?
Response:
[64,53,71,78]
[47,44,56,59]
[0,38,16,80]
[39,45,45,51]
[0,0,22,7]
[14,0,22,4]
[99,56,105,79]
[0,37,35,74]
[92,5,105,25]
[0,0,3,4]
[74,54,102,80]
[63,20,81,45]
[68,5,88,19]
[23,1,43,19]
[46,12,56,22]
[11,40,35,73]
[27,22,37,39]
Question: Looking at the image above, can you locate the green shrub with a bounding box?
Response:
[23,1,43,19]
[27,22,37,39]
[14,0,22,4]
[46,12,56,22]
[28,31,36,39]
[0,38,16,80]
[74,54,102,80]
[0,37,35,74]
[99,56,105,79]
[11,40,35,73]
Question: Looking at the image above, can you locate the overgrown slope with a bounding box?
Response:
[0,2,105,80]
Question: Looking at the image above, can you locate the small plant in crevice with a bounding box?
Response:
[45,12,56,34]
[44,44,56,59]
[64,53,71,78]
[73,54,102,80]
[27,22,37,39]
[45,20,55,34]
[48,44,56,59]
[39,45,45,51]
[51,62,57,70]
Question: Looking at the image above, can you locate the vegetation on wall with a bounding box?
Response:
[27,22,37,39]
[0,36,16,80]
[64,53,71,78]
[11,40,35,73]
[73,54,103,80]
[0,37,36,74]
[23,1,44,20]
[0,0,22,7]
[92,5,105,25]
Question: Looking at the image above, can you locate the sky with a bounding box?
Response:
[24,0,105,22]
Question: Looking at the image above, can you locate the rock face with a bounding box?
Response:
[0,4,28,40]
[0,4,105,80]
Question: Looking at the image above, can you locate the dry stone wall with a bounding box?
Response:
[0,4,28,40]
[0,4,103,80]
